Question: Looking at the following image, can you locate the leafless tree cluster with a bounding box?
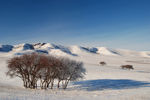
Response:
[6,53,86,89]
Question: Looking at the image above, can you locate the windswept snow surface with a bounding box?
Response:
[0,43,150,100]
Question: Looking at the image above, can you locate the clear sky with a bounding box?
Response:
[0,0,150,51]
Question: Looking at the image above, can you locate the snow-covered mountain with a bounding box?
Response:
[0,43,150,58]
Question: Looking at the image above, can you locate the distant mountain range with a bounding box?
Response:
[0,43,150,58]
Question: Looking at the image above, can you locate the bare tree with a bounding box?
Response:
[58,58,86,89]
[7,53,46,89]
[39,55,62,89]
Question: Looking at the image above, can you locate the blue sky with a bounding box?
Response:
[0,0,150,51]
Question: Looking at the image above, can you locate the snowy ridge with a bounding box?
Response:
[0,43,150,58]
[96,47,119,56]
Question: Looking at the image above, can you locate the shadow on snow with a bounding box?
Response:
[73,79,150,91]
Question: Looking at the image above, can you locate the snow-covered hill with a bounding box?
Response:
[0,43,150,58]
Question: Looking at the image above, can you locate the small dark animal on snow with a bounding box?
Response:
[121,65,134,70]
[100,62,106,66]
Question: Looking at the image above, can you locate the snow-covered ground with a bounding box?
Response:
[0,43,150,100]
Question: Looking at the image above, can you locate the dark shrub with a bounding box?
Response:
[100,61,106,66]
[121,65,134,70]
